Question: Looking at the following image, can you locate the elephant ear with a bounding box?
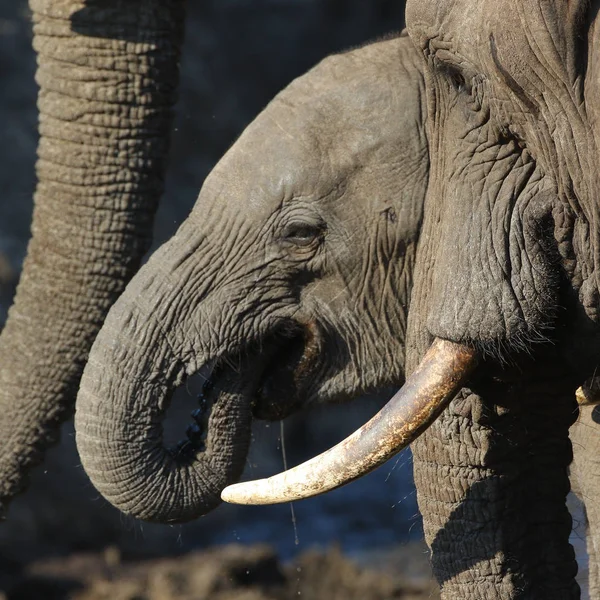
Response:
[576,0,600,318]
[507,0,600,318]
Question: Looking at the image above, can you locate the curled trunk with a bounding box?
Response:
[0,0,184,511]
[75,252,256,523]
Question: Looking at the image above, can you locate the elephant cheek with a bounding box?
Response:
[422,160,558,351]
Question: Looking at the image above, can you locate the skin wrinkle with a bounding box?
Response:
[403,2,600,598]
[329,211,413,339]
[150,217,266,354]
[76,30,431,520]
[379,221,403,318]
[521,3,581,107]
[419,386,580,584]
[433,145,544,345]
[504,1,590,228]
[490,34,539,117]
[448,86,548,344]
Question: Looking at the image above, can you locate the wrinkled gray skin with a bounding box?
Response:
[71,12,600,598]
[404,0,600,598]
[0,0,184,514]
[75,34,428,523]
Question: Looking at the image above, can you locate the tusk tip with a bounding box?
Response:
[221,481,260,505]
[222,478,307,505]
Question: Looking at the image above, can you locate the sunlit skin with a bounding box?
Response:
[75,34,429,524]
[400,1,600,598]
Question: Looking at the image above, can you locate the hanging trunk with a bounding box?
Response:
[0,0,185,512]
[412,367,580,599]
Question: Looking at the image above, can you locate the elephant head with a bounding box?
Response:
[225,2,600,598]
[74,34,429,523]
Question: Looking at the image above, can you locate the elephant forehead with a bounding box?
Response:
[406,0,482,46]
[196,113,336,221]
[407,0,576,69]
[202,100,390,219]
[197,33,429,220]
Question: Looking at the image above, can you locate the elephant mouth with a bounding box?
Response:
[252,320,323,421]
[189,320,324,428]
[221,338,479,506]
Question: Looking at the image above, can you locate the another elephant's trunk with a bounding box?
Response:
[75,238,259,523]
[222,338,478,504]
[0,0,184,511]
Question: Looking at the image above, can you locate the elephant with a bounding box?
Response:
[72,6,600,600]
[7,2,600,599]
[74,31,429,522]
[297,0,600,598]
[0,0,405,518]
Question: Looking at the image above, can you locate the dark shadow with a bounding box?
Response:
[427,379,580,597]
[70,1,186,44]
[69,1,406,46]
[7,576,84,600]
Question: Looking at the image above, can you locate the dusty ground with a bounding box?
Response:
[0,544,438,600]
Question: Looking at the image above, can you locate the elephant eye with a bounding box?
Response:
[433,53,472,95]
[441,63,470,94]
[449,70,466,92]
[280,222,325,248]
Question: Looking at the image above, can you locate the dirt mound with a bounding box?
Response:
[3,545,437,600]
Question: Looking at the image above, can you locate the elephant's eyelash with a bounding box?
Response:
[431,50,480,98]
[435,60,471,93]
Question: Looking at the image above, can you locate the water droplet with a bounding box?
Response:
[186,422,203,443]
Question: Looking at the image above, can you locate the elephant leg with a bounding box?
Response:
[571,405,600,599]
[412,375,580,599]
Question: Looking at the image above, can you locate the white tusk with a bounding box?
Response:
[221,338,478,505]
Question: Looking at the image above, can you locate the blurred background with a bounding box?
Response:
[0,1,444,598]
